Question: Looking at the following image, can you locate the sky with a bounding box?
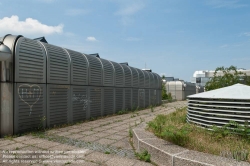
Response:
[0,0,249,81]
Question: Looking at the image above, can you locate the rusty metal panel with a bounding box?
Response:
[66,49,89,85]
[47,84,71,127]
[103,87,115,116]
[115,88,124,113]
[71,86,89,123]
[89,87,102,118]
[15,37,46,83]
[43,43,70,84]
[14,83,46,134]
[85,55,103,86]
[101,59,114,86]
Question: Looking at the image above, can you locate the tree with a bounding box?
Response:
[205,65,250,91]
[161,75,168,100]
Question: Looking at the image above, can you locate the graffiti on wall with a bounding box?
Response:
[72,94,92,110]
[18,84,41,116]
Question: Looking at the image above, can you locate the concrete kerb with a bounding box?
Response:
[132,124,250,166]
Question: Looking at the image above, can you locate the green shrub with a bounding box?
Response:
[136,150,151,162]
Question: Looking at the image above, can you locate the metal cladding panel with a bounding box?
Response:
[115,88,124,112]
[121,64,132,87]
[145,89,149,107]
[89,87,102,118]
[47,84,71,127]
[14,83,46,134]
[103,87,114,116]
[101,59,114,86]
[152,73,158,89]
[159,75,162,89]
[71,86,89,123]
[86,55,103,86]
[150,89,157,105]
[143,71,150,88]
[132,88,138,109]
[15,37,46,83]
[130,67,139,88]
[159,89,162,104]
[138,89,145,108]
[43,43,70,84]
[137,69,145,88]
[149,72,154,88]
[124,88,132,110]
[67,49,88,85]
[187,98,250,128]
[111,61,124,87]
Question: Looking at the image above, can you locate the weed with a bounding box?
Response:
[150,105,154,112]
[147,106,250,163]
[221,149,249,162]
[105,151,110,154]
[136,150,151,162]
[129,126,133,138]
[64,161,71,165]
[131,114,136,118]
[90,117,95,121]
[147,114,167,134]
[38,116,46,131]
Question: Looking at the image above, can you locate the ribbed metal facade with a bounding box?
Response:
[188,98,250,128]
[1,35,162,135]
[15,38,46,83]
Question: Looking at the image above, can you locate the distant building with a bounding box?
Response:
[191,69,250,87]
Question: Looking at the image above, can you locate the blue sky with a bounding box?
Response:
[0,0,249,81]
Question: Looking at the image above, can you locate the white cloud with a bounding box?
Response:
[205,0,248,9]
[115,1,145,26]
[125,37,141,41]
[86,37,97,42]
[65,9,90,16]
[0,15,63,36]
[242,32,250,36]
[36,0,56,3]
[115,3,145,16]
[220,44,228,48]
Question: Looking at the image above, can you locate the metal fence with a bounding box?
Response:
[0,35,162,136]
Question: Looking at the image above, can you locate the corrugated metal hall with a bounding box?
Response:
[0,34,162,137]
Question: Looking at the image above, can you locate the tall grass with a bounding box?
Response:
[147,107,250,162]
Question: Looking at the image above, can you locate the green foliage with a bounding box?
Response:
[161,75,168,100]
[210,121,250,140]
[221,148,249,162]
[136,150,151,162]
[205,65,250,91]
[150,105,154,112]
[105,151,110,154]
[148,114,167,134]
[37,116,46,131]
[129,126,133,138]
[161,126,190,146]
[229,120,250,138]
